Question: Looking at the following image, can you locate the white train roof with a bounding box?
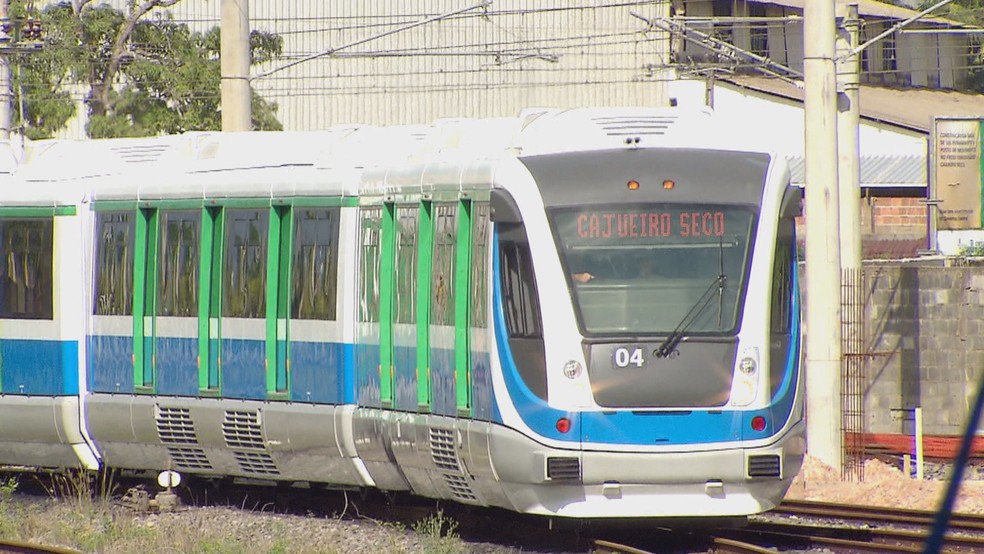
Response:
[0,107,778,206]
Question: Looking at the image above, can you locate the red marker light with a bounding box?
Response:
[662,179,675,190]
[751,416,767,432]
[627,180,640,191]
[556,418,572,434]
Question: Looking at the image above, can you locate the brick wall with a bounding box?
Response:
[795,195,929,258]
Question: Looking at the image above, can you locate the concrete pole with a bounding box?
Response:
[835,3,862,479]
[837,3,862,269]
[804,0,844,472]
[0,0,11,140]
[220,0,251,132]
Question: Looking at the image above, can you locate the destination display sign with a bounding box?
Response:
[574,210,727,240]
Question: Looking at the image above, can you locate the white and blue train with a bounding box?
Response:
[0,107,804,519]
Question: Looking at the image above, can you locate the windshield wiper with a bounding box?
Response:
[654,238,728,358]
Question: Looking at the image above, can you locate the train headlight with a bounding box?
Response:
[563,360,583,379]
[739,357,757,375]
[731,347,760,407]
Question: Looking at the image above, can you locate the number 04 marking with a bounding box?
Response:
[614,347,645,368]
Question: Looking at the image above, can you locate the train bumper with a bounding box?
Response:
[489,419,806,518]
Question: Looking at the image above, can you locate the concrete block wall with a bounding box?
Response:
[859,262,984,436]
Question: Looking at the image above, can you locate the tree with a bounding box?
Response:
[10,0,283,139]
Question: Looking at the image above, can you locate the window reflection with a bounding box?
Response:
[223,209,268,318]
[0,218,53,320]
[93,211,134,316]
[158,211,200,317]
[359,207,382,323]
[394,206,418,324]
[430,203,457,326]
[292,208,340,320]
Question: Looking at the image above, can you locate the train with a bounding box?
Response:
[0,107,804,519]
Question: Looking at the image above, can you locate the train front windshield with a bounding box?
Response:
[552,205,756,337]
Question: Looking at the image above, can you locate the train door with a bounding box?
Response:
[391,205,420,411]
[468,201,493,420]
[355,206,383,407]
[287,204,345,404]
[153,208,203,396]
[132,207,159,393]
[428,202,459,416]
[214,203,284,400]
[90,208,136,393]
[127,204,215,397]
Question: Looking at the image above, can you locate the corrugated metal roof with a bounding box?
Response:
[787,154,926,187]
[750,0,967,26]
[723,76,984,133]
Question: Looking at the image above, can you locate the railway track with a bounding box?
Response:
[775,498,984,531]
[594,500,984,553]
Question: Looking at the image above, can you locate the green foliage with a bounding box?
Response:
[411,510,465,554]
[11,1,283,139]
[958,241,984,257]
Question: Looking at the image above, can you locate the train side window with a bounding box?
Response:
[93,211,134,316]
[394,206,418,324]
[0,218,53,320]
[292,207,340,320]
[157,210,200,317]
[431,203,457,326]
[771,218,794,335]
[497,228,547,401]
[470,202,490,328]
[359,207,382,323]
[770,217,795,399]
[223,208,269,318]
[499,241,542,339]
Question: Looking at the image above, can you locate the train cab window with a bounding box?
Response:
[359,207,382,323]
[157,210,200,317]
[551,204,755,337]
[223,209,269,319]
[292,207,340,320]
[394,206,418,324]
[431,203,457,326]
[0,218,53,319]
[93,211,134,316]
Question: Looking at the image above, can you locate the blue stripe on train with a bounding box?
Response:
[490,232,801,447]
[0,339,77,395]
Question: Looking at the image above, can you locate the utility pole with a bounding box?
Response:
[835,1,862,480]
[804,0,844,472]
[220,0,251,131]
[0,0,11,140]
[837,3,861,270]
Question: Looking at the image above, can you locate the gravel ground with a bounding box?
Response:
[8,455,984,554]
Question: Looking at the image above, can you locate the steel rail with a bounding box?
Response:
[748,519,984,553]
[777,498,984,530]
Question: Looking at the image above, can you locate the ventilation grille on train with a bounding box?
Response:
[429,428,460,472]
[747,455,781,478]
[223,410,265,450]
[156,406,198,445]
[110,144,173,163]
[429,428,479,503]
[234,451,280,476]
[592,115,677,137]
[166,446,213,471]
[443,474,477,502]
[546,457,581,480]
